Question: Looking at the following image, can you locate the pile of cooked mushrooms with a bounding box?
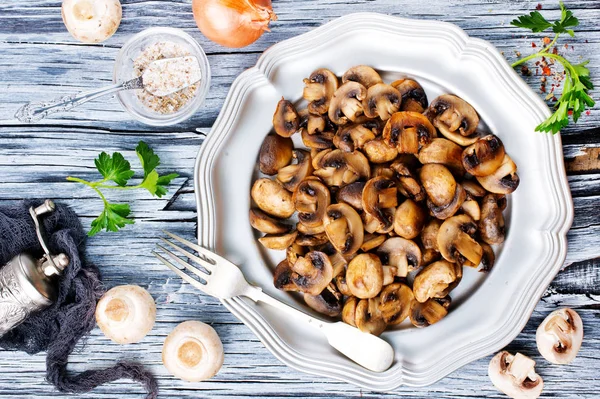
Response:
[249,65,520,335]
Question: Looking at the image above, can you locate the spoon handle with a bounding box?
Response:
[14,77,143,123]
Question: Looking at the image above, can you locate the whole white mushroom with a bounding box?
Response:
[162,320,224,382]
[61,0,122,43]
[95,285,156,344]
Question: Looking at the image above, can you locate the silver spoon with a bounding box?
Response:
[15,56,201,123]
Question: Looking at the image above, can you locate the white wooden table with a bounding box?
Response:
[0,0,599,397]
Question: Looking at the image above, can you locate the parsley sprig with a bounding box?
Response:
[511,1,594,134]
[67,141,179,236]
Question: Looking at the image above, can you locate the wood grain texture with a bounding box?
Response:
[0,0,599,398]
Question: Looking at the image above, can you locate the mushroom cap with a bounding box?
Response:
[95,285,156,344]
[328,81,367,125]
[259,134,294,175]
[303,68,339,115]
[249,208,291,234]
[393,199,428,239]
[336,181,365,210]
[382,111,437,154]
[462,179,487,198]
[276,149,314,192]
[363,138,398,164]
[272,98,300,138]
[342,65,383,88]
[346,253,384,299]
[334,123,376,152]
[462,134,506,177]
[480,242,495,272]
[477,154,520,194]
[437,214,483,266]
[419,164,457,206]
[479,194,506,245]
[426,94,480,137]
[413,260,460,303]
[362,83,402,120]
[323,203,364,256]
[427,182,466,220]
[304,283,343,317]
[162,320,224,382]
[362,176,398,232]
[409,298,448,328]
[293,178,331,227]
[379,283,414,325]
[377,237,422,277]
[536,308,583,364]
[488,351,543,399]
[461,199,481,221]
[391,78,428,113]
[421,219,442,251]
[251,178,295,218]
[418,138,466,176]
[61,0,122,44]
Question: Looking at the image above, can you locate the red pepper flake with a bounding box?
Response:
[542,66,551,75]
[552,47,558,54]
[536,3,542,10]
[520,65,531,76]
[586,110,591,116]
[532,42,537,48]
[568,110,573,116]
[542,37,552,45]
[552,96,558,101]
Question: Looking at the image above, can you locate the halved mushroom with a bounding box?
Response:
[479,194,506,245]
[462,134,506,177]
[293,178,331,227]
[417,138,465,176]
[420,219,442,265]
[437,214,483,266]
[409,298,448,328]
[477,154,520,194]
[536,308,583,365]
[390,161,426,202]
[258,230,298,250]
[382,111,437,154]
[303,68,339,115]
[295,232,329,247]
[480,242,495,272]
[488,351,543,399]
[61,0,122,44]
[251,178,295,218]
[363,139,398,164]
[286,243,306,266]
[300,110,334,135]
[311,148,331,170]
[342,65,383,88]
[276,150,314,192]
[273,98,300,137]
[259,134,294,175]
[391,78,428,113]
[336,181,365,210]
[333,123,376,152]
[346,253,384,299]
[362,176,398,233]
[313,149,370,186]
[360,233,386,252]
[377,237,422,277]
[273,259,300,292]
[304,283,343,317]
[328,82,367,125]
[249,208,291,234]
[393,199,428,239]
[289,251,334,295]
[342,296,359,326]
[461,199,481,221]
[462,179,487,198]
[419,164,466,219]
[378,283,414,325]
[355,297,387,336]
[323,203,364,256]
[353,115,385,136]
[362,83,402,120]
[301,128,334,150]
[296,221,325,235]
[426,94,480,144]
[413,260,461,303]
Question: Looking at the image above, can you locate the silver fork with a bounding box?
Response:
[154,231,395,373]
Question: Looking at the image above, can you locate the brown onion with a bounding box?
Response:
[192,0,277,48]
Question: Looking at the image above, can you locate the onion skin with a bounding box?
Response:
[192,0,277,48]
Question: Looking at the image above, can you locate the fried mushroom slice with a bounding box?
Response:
[301,128,334,150]
[323,203,364,256]
[296,221,325,235]
[346,254,384,299]
[328,81,368,125]
[382,111,437,154]
[342,296,359,326]
[476,154,520,194]
[333,123,376,152]
[293,178,331,227]
[304,283,343,317]
[377,237,422,277]
[276,149,314,192]
[249,208,291,234]
[390,161,426,202]
[313,149,371,186]
[289,251,334,295]
[479,194,506,245]
[438,214,483,266]
[362,83,402,121]
[393,199,428,239]
[379,283,414,325]
[259,230,298,250]
[536,308,584,365]
[391,78,428,113]
[363,138,398,164]
[336,181,365,210]
[488,352,543,399]
[300,109,334,135]
[251,178,295,218]
[273,259,300,292]
[360,233,386,252]
[462,134,506,177]
[421,219,442,265]
[462,180,487,198]
[461,199,481,221]
[355,297,387,336]
[362,176,398,233]
[426,94,480,139]
[480,242,495,272]
[273,98,300,137]
[409,299,448,328]
[295,232,329,247]
[342,65,383,88]
[419,164,466,219]
[303,68,339,115]
[417,138,465,176]
[413,260,461,303]
[286,242,306,265]
[336,274,352,296]
[259,134,294,175]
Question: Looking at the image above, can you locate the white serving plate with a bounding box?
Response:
[194,13,573,390]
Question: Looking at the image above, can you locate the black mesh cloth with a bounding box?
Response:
[0,201,158,398]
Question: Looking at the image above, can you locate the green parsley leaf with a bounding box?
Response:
[140,170,179,197]
[552,1,579,37]
[136,141,161,178]
[94,152,134,187]
[511,11,552,32]
[89,202,134,236]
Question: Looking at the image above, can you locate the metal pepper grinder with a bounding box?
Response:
[0,200,70,337]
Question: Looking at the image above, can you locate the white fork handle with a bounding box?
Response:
[242,285,395,372]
